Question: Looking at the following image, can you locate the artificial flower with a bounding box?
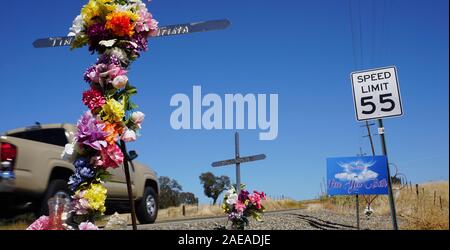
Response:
[226,192,238,206]
[81,0,116,26]
[73,183,107,214]
[61,140,78,162]
[75,111,109,150]
[82,88,106,111]
[102,122,123,145]
[86,22,112,51]
[112,75,128,89]
[100,99,125,123]
[68,158,97,191]
[135,9,157,33]
[235,200,246,214]
[105,11,136,37]
[68,15,85,37]
[79,221,99,230]
[100,143,124,168]
[105,47,129,65]
[26,216,50,230]
[131,111,145,128]
[121,128,136,142]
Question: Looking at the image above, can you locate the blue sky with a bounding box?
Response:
[0,0,448,204]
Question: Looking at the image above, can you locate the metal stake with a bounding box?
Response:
[377,119,399,230]
[235,132,241,194]
[119,140,138,230]
[356,194,360,230]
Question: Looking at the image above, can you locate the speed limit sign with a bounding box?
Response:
[351,66,403,121]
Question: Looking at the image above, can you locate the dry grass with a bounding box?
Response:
[320,181,449,230]
[156,198,306,221]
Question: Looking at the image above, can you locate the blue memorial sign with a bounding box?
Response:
[327,156,389,195]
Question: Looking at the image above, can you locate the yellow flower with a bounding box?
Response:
[83,183,107,214]
[101,99,125,123]
[81,0,115,26]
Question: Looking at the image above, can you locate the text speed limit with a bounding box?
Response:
[350,66,403,121]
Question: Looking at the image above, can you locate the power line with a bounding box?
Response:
[357,0,364,69]
[348,0,359,70]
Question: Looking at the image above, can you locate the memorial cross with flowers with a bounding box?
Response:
[30,0,229,230]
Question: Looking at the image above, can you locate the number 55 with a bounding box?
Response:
[361,94,395,114]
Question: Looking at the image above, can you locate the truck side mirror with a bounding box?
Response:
[128,150,138,161]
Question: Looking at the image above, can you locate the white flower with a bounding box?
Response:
[225,186,236,196]
[116,4,134,12]
[68,15,84,36]
[121,128,137,142]
[107,47,129,64]
[226,193,238,205]
[99,39,117,48]
[131,0,147,10]
[112,75,128,89]
[61,140,77,161]
[131,111,145,128]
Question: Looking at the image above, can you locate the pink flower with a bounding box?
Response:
[104,63,127,80]
[79,221,99,230]
[72,190,90,215]
[235,200,246,213]
[131,111,145,128]
[100,143,124,169]
[27,216,50,230]
[249,193,262,209]
[135,9,158,33]
[121,128,136,142]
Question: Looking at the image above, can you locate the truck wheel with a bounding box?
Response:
[136,186,158,224]
[36,179,71,216]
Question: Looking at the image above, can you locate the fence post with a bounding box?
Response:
[415,184,419,198]
[440,196,443,210]
[182,205,186,216]
[434,191,436,205]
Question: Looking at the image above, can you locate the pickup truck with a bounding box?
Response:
[0,123,159,224]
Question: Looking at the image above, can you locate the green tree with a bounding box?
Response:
[179,192,199,205]
[199,172,230,205]
[158,176,183,209]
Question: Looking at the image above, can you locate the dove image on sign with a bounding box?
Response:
[351,66,403,121]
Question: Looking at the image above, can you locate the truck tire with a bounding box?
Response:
[36,179,71,216]
[136,186,158,224]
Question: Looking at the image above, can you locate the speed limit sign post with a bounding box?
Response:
[350,66,402,230]
[351,66,403,121]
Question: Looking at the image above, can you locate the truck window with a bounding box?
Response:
[8,128,68,147]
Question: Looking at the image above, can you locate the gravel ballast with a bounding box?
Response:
[137,209,404,230]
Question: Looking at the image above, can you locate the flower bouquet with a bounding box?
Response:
[222,185,266,230]
[28,0,157,230]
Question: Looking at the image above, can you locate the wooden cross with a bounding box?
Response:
[211,132,266,194]
[33,18,230,230]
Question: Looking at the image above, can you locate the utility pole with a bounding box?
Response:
[361,121,376,156]
[355,148,367,230]
[377,119,399,230]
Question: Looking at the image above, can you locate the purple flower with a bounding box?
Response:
[74,158,95,178]
[68,173,83,191]
[97,54,121,66]
[132,33,149,52]
[84,65,97,83]
[75,111,108,151]
[86,23,111,52]
[69,158,96,191]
